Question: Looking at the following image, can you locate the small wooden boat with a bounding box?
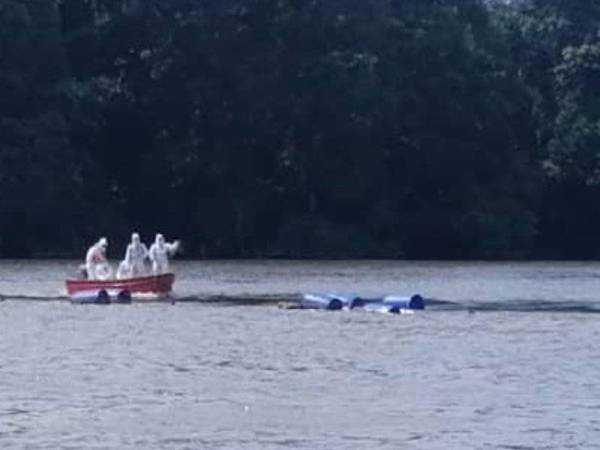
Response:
[65,273,175,295]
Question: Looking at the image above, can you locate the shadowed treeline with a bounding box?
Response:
[1,0,599,258]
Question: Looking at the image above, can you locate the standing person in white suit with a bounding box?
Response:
[85,237,111,280]
[117,232,149,279]
[148,233,180,274]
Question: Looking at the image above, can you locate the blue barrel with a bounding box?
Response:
[70,289,111,304]
[348,297,384,309]
[300,293,424,311]
[70,289,132,304]
[355,294,425,313]
[113,289,132,304]
[300,293,357,311]
[362,302,394,313]
[383,294,425,310]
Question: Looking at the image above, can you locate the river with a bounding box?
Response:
[1,260,599,449]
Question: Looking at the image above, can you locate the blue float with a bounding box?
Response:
[70,289,132,304]
[300,293,358,310]
[300,293,425,312]
[363,302,401,314]
[383,294,425,310]
[360,295,424,314]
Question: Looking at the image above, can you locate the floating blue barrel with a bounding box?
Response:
[113,289,132,304]
[349,294,425,311]
[383,294,425,310]
[300,293,424,312]
[300,293,357,311]
[70,289,110,304]
[70,289,132,304]
[350,294,425,314]
[363,302,404,314]
[359,295,424,314]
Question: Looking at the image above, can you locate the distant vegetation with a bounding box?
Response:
[1,0,599,258]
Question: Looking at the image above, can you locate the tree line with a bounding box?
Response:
[1,0,599,259]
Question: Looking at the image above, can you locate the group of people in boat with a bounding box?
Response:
[82,233,180,280]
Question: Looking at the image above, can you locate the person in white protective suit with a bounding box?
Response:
[148,233,180,274]
[85,237,112,280]
[116,232,149,279]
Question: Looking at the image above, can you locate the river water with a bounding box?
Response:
[1,260,599,449]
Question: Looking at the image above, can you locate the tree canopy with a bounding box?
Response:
[1,0,599,258]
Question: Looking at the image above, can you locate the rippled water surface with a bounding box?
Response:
[1,260,600,449]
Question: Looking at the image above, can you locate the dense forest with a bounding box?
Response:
[0,0,599,259]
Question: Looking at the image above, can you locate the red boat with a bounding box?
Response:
[65,273,175,295]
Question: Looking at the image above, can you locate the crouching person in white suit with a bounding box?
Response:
[117,232,149,279]
[148,233,180,274]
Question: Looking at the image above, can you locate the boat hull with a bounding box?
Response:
[65,273,175,295]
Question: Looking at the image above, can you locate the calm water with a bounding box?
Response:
[1,260,600,449]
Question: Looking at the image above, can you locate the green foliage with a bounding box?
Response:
[0,0,599,258]
[501,0,600,257]
[0,1,85,255]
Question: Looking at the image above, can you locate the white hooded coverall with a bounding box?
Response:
[148,234,179,274]
[85,237,110,280]
[117,233,149,279]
